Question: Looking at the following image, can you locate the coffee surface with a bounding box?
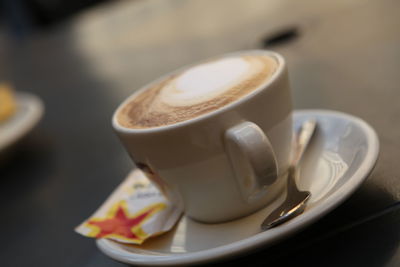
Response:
[117,55,278,129]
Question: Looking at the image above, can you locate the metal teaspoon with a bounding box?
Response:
[261,119,317,230]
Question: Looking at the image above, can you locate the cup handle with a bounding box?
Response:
[224,121,278,203]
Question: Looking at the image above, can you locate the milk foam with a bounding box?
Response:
[160,58,250,106]
[117,55,278,129]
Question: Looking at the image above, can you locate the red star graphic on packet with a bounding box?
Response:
[86,201,164,243]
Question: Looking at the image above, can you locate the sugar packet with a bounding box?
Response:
[75,169,182,244]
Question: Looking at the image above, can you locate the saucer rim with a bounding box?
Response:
[96,109,380,266]
[0,92,44,151]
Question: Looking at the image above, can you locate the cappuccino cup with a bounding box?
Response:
[112,50,292,223]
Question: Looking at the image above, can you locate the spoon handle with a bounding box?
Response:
[292,119,317,166]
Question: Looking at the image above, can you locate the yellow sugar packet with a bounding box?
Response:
[75,169,182,244]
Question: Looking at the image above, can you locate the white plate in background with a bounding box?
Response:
[0,92,44,152]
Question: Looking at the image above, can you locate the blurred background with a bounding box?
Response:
[1,0,400,266]
[0,0,109,33]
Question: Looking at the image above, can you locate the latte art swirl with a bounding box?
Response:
[117,55,278,128]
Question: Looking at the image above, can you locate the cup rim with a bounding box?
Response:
[112,50,286,134]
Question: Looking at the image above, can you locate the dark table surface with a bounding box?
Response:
[1,0,400,266]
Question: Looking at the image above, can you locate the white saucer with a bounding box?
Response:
[97,109,379,266]
[0,92,44,152]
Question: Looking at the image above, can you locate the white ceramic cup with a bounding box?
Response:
[112,50,292,223]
